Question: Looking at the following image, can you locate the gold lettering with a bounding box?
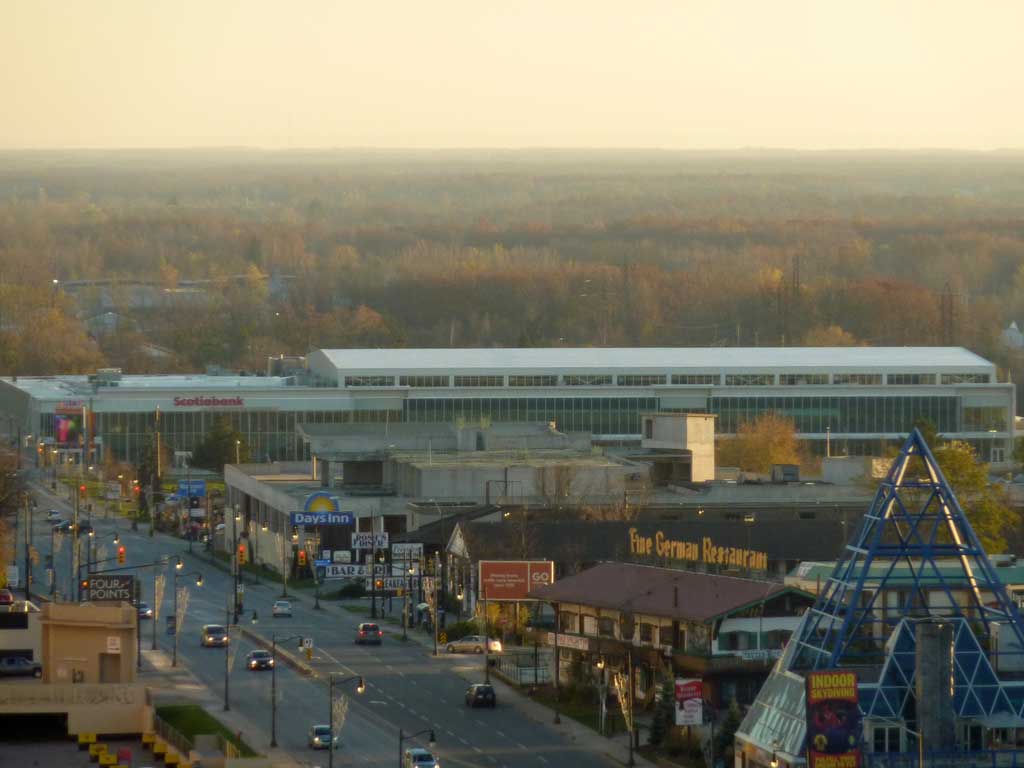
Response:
[655,530,667,557]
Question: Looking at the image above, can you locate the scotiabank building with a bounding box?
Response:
[0,345,1014,468]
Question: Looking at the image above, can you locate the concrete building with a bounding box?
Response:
[0,345,1013,467]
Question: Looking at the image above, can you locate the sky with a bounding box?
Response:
[2,1,1022,150]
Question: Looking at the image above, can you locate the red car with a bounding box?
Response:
[0,589,14,606]
[355,623,383,645]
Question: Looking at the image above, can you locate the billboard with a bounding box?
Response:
[54,413,83,445]
[479,560,554,601]
[351,532,388,550]
[805,670,862,768]
[178,479,207,497]
[323,563,388,580]
[392,542,424,560]
[675,678,703,726]
[86,574,135,602]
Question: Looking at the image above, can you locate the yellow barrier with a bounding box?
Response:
[142,732,155,747]
[99,754,117,766]
[153,739,167,756]
[78,733,97,748]
[165,751,181,766]
[89,742,108,761]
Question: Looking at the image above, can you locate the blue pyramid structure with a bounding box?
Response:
[791,428,1024,672]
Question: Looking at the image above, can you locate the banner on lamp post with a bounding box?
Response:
[674,678,703,726]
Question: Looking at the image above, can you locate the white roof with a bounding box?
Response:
[315,346,993,374]
[1,374,293,399]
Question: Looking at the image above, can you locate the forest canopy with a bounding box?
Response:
[2,149,1024,398]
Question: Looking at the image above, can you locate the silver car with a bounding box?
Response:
[308,724,339,750]
[445,635,502,654]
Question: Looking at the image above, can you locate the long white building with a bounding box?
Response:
[0,346,1013,467]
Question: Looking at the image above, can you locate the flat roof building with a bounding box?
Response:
[0,346,1013,467]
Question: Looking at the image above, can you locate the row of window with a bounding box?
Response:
[344,372,992,387]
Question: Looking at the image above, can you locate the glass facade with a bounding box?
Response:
[508,375,559,387]
[453,375,504,387]
[888,373,937,385]
[671,374,719,385]
[403,396,658,435]
[962,405,1007,431]
[779,374,829,385]
[833,374,883,385]
[725,374,774,386]
[942,373,990,385]
[399,375,450,387]
[710,395,960,435]
[564,375,613,386]
[617,374,667,386]
[345,376,395,387]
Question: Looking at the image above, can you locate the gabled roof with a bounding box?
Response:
[529,561,806,623]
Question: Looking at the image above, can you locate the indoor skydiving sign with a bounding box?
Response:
[805,670,862,768]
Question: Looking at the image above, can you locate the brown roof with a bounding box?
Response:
[529,561,795,623]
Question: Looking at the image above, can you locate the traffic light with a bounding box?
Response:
[80,578,90,593]
[297,550,307,567]
[117,545,126,565]
[374,578,384,590]
[238,543,247,566]
[189,495,201,510]
[79,484,87,499]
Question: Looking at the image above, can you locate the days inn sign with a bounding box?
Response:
[628,526,768,571]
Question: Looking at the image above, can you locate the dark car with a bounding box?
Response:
[0,589,13,606]
[465,683,496,708]
[0,657,42,678]
[201,624,229,647]
[355,622,383,645]
[246,650,274,670]
[137,602,153,619]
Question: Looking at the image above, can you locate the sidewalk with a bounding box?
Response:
[141,646,304,768]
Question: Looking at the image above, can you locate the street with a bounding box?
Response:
[18,479,620,768]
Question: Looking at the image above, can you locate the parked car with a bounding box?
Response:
[137,602,153,619]
[308,724,339,750]
[465,683,496,708]
[0,657,42,678]
[0,589,13,606]
[246,650,274,670]
[404,747,440,768]
[271,600,292,618]
[201,624,229,647]
[355,622,383,645]
[45,509,62,521]
[445,635,501,654]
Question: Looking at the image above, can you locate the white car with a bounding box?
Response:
[308,724,339,750]
[272,600,292,618]
[445,635,502,654]
[405,747,440,768]
[45,509,62,521]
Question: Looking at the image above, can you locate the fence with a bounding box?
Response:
[494,652,551,686]
[152,712,193,757]
[866,751,1024,768]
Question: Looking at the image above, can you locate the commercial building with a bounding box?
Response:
[0,345,1013,466]
[735,430,1024,768]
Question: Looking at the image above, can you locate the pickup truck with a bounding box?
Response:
[0,657,42,678]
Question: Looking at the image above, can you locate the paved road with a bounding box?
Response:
[20,480,616,768]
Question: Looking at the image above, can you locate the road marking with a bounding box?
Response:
[472,746,482,753]
[445,729,456,737]
[370,700,388,705]
[475,720,486,726]
[460,738,470,745]
[486,757,497,764]
[496,731,506,738]
[516,743,527,750]
[537,758,549,765]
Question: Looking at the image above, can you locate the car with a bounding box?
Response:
[45,509,62,521]
[77,523,94,536]
[308,724,339,750]
[137,602,153,619]
[0,657,42,678]
[404,747,440,768]
[52,520,73,532]
[465,683,496,708]
[271,600,292,618]
[355,622,383,645]
[445,635,502,654]
[201,624,229,647]
[246,650,274,670]
[0,589,13,606]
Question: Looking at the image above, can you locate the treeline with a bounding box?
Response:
[2,150,1024,384]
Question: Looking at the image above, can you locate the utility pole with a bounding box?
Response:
[23,494,32,600]
[71,486,79,600]
[432,551,439,656]
[370,509,378,618]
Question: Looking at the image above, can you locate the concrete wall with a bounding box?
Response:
[641,413,716,482]
[0,607,43,660]
[0,682,150,735]
[407,462,624,503]
[41,602,137,685]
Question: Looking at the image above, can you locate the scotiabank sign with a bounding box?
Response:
[479,560,554,601]
[173,395,245,407]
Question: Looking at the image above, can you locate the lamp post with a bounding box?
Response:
[235,439,241,465]
[268,632,303,748]
[328,674,365,768]
[232,506,241,623]
[432,551,440,656]
[553,601,561,725]
[172,569,203,667]
[398,728,436,768]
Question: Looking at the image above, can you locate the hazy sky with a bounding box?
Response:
[2,1,1022,150]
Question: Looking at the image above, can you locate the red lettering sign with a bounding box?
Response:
[172,396,245,407]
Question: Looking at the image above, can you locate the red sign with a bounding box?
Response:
[479,560,554,601]
[805,670,862,768]
[674,679,703,726]
[172,396,245,407]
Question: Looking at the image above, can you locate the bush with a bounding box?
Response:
[444,620,479,641]
[336,581,366,598]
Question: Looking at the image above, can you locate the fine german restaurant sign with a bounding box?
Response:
[628,527,768,571]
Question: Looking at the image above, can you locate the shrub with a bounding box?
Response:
[444,620,479,641]
[336,581,366,598]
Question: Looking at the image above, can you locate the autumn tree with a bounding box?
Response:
[190,416,250,473]
[717,412,803,473]
[803,325,860,347]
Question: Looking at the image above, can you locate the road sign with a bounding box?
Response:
[352,532,388,550]
[391,542,423,559]
[439,632,448,644]
[301,637,314,650]
[177,479,207,497]
[314,559,331,567]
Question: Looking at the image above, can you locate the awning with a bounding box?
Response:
[980,712,1024,729]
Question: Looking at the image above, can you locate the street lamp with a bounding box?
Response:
[172,570,203,667]
[235,439,241,465]
[328,674,365,768]
[398,728,436,768]
[269,633,304,747]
